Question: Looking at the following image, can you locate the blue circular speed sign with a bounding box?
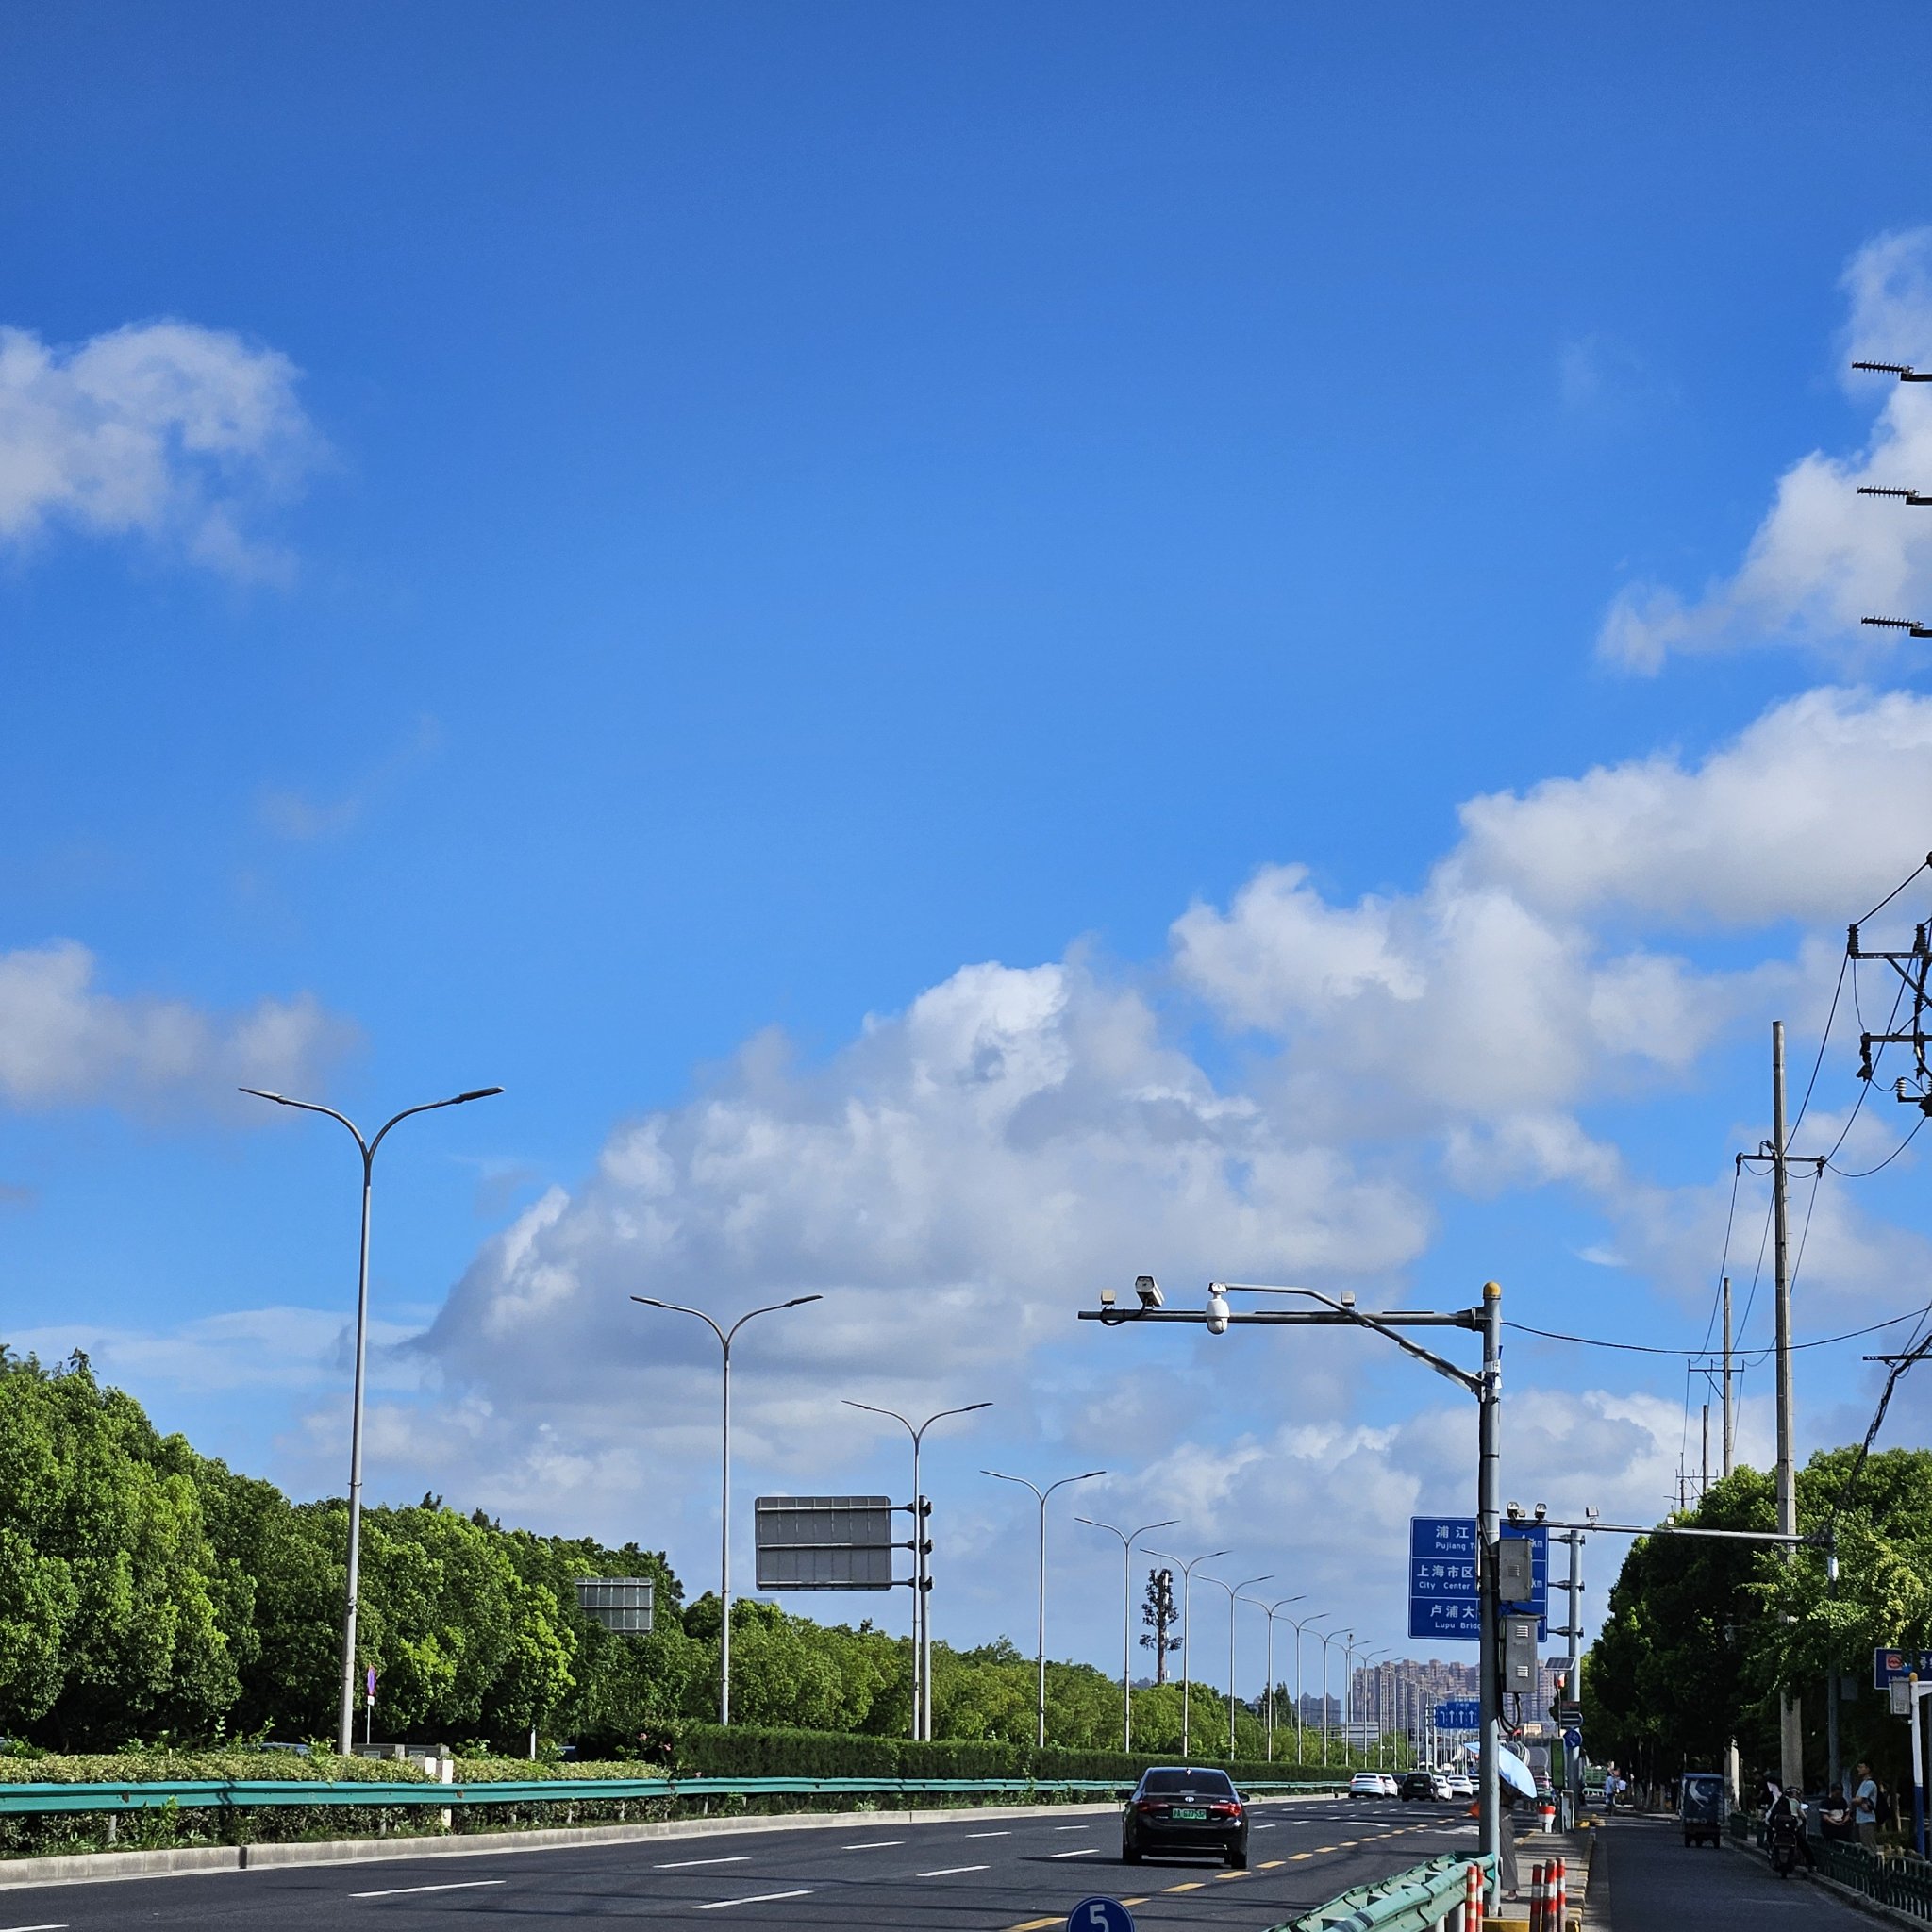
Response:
[1067,1900,1136,1932]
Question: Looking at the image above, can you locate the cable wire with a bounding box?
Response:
[1504,1302,1932,1358]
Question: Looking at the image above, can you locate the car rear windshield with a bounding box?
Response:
[1141,1770,1235,1796]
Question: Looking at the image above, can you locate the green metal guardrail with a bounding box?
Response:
[1272,1851,1496,1932]
[0,1774,1346,1817]
[1732,1808,1932,1920]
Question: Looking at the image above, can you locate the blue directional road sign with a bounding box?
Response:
[1563,1726,1583,1751]
[1874,1648,1932,1689]
[1067,1901,1136,1932]
[1434,1698,1481,1731]
[1408,1517,1548,1642]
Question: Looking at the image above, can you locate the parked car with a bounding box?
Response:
[1348,1772,1386,1798]
[1122,1766,1249,1868]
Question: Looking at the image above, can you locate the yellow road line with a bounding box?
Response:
[1260,1859,1285,1869]
[1166,1880,1206,1891]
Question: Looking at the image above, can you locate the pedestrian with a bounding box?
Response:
[1854,1761,1880,1849]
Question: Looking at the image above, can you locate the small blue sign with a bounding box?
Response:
[1067,1901,1136,1932]
[1874,1649,1932,1689]
[1408,1518,1548,1642]
[1563,1727,1583,1751]
[1434,1698,1481,1732]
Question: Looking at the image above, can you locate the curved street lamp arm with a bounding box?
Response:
[368,1086,504,1157]
[843,1398,914,1439]
[915,1401,992,1441]
[1044,1469,1107,1501]
[630,1295,727,1349]
[726,1294,824,1344]
[983,1469,1045,1503]
[240,1088,368,1153]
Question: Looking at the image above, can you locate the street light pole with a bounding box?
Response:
[242,1083,504,1756]
[631,1292,823,1724]
[1238,1594,1306,1762]
[1200,1572,1273,1760]
[843,1399,991,1740]
[1080,1276,1505,1884]
[1317,1628,1351,1767]
[1077,1514,1177,1752]
[1148,1547,1230,1757]
[983,1467,1106,1747]
[1286,1610,1329,1766]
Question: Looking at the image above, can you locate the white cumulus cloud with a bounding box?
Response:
[0,318,316,578]
[0,940,355,1113]
[1600,229,1932,672]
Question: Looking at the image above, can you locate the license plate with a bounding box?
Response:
[1172,1807,1208,1821]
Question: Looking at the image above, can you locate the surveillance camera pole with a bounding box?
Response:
[1082,1277,1506,1892]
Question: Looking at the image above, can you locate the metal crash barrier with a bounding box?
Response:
[1273,1852,1499,1932]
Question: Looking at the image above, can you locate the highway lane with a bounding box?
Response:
[0,1798,1478,1930]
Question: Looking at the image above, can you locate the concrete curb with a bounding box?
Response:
[0,1790,1343,1890]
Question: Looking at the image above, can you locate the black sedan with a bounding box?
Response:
[1121,1766,1249,1868]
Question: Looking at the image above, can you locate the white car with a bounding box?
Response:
[1380,1774,1400,1797]
[1348,1772,1385,1798]
[1446,1772,1474,1799]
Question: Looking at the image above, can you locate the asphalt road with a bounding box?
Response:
[0,1797,1477,1930]
[1604,1812,1879,1931]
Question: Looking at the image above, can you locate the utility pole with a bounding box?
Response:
[1772,1020,1804,1795]
[1701,1403,1710,1499]
[1721,1275,1735,1477]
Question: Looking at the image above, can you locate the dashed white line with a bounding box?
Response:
[1051,1846,1102,1858]
[918,1863,991,1877]
[965,1829,1011,1838]
[1054,1823,1090,1831]
[842,1840,906,1849]
[350,1880,507,1899]
[657,1856,752,1870]
[0,1923,68,1930]
[693,1890,813,1911]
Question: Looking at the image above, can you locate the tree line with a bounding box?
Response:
[0,1350,1334,1761]
[1585,1444,1932,1792]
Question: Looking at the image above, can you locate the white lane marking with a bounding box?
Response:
[350,1879,507,1899]
[842,1840,906,1849]
[965,1829,1011,1838]
[1257,1823,1279,1830]
[0,1924,68,1930]
[1053,1824,1090,1831]
[657,1856,752,1870]
[1051,1847,1102,1858]
[693,1890,813,1911]
[918,1864,991,1877]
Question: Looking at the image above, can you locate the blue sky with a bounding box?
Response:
[8,5,1932,1694]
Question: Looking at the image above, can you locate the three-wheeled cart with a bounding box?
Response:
[1680,1771,1725,1847]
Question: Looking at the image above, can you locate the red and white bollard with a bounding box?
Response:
[1551,1856,1568,1929]
[1528,1859,1548,1931]
[1465,1858,1486,1932]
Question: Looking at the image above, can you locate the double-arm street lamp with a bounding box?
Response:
[843,1399,991,1740]
[1082,1276,1506,1881]
[630,1292,823,1724]
[1146,1546,1229,1757]
[1316,1626,1352,1767]
[242,1082,504,1756]
[1236,1593,1306,1763]
[983,1467,1106,1747]
[1199,1571,1273,1761]
[1076,1514,1177,1752]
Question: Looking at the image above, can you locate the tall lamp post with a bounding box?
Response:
[1284,1609,1329,1766]
[631,1292,823,1724]
[242,1082,504,1757]
[983,1467,1106,1747]
[843,1398,991,1740]
[1199,1571,1273,1761]
[1076,1513,1177,1752]
[1237,1593,1305,1762]
[1316,1626,1352,1767]
[1080,1276,1507,1887]
[1146,1546,1230,1757]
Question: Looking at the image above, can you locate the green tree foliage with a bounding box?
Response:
[1587,1446,1932,1790]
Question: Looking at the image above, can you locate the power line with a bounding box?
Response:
[1505,1301,1932,1359]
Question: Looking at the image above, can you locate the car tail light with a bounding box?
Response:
[1209,1801,1241,1818]
[1135,1799,1159,1813]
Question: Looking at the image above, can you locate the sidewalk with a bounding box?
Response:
[1599,1812,1878,1931]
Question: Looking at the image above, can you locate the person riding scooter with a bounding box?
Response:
[1764,1781,1814,1877]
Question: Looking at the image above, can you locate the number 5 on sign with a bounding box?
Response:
[1068,1900,1135,1932]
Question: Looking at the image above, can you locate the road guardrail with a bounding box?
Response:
[1273,1851,1497,1932]
[0,1774,1347,1817]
